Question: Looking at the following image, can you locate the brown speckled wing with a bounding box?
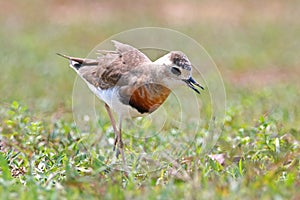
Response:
[78,41,151,89]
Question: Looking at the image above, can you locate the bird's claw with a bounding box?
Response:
[113,135,123,159]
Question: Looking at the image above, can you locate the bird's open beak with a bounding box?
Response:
[182,77,204,94]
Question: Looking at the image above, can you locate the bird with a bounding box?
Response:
[57,40,204,166]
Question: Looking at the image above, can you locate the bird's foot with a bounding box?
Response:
[113,135,118,152]
[113,135,123,159]
[113,137,128,172]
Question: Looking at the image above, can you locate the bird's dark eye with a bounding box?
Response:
[171,67,181,76]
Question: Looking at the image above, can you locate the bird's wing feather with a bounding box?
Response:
[77,41,152,89]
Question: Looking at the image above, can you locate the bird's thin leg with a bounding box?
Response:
[104,104,119,154]
[104,104,127,171]
[118,117,127,167]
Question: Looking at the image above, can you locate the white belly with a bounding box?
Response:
[86,83,145,118]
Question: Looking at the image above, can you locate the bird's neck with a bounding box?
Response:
[145,64,178,90]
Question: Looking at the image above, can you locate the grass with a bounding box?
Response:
[1,93,299,199]
[1,0,300,199]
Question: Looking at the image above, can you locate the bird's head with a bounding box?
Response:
[155,51,204,94]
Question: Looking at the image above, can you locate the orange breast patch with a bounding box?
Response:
[129,83,171,114]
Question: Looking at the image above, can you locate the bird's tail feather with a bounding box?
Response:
[56,53,97,70]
